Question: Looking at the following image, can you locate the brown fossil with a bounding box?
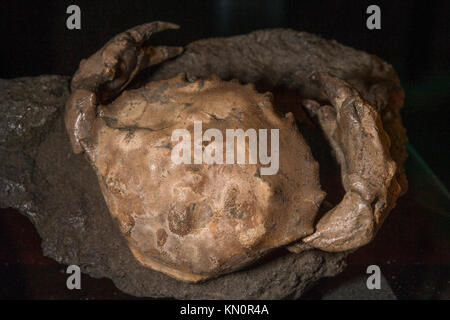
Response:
[65,22,406,282]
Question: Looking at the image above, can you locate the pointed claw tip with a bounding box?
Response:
[156,21,180,30]
[174,46,184,54]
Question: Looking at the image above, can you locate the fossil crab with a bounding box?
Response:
[65,22,403,282]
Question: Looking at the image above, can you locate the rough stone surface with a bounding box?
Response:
[0,29,407,299]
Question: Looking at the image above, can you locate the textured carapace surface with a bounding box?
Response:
[82,74,324,281]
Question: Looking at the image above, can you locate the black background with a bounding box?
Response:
[1,0,449,300]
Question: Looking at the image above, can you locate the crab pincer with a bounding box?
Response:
[65,22,183,154]
[298,72,401,252]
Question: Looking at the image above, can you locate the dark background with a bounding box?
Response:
[1,0,449,299]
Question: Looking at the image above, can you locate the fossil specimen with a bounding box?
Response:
[64,22,406,283]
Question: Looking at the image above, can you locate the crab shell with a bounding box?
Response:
[78,74,324,282]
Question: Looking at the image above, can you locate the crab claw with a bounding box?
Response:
[71,21,182,101]
[65,21,182,154]
[299,72,401,252]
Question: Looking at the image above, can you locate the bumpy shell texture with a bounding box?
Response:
[85,74,324,281]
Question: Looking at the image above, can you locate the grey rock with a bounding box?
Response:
[0,75,69,149]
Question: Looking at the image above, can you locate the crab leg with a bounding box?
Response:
[65,21,183,154]
[300,72,402,252]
